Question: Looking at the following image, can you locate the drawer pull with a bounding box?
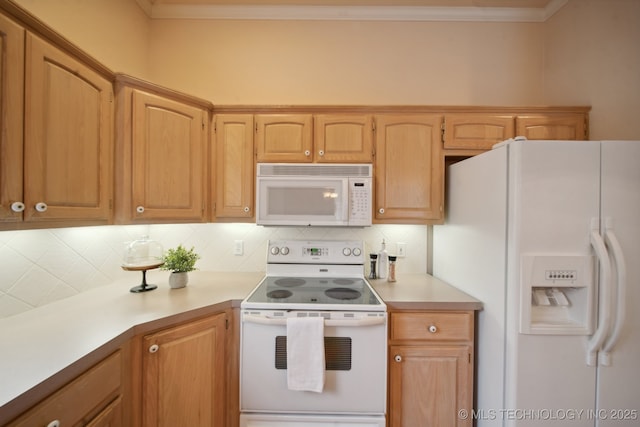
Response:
[136,205,145,214]
[47,421,61,427]
[394,354,402,363]
[428,325,438,333]
[149,344,159,353]
[35,202,48,212]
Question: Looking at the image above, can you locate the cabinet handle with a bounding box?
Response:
[46,421,61,427]
[394,354,402,363]
[304,150,311,156]
[243,206,250,213]
[149,344,159,353]
[35,202,48,212]
[136,206,145,214]
[378,208,385,215]
[11,202,25,212]
[318,150,325,156]
[428,325,438,333]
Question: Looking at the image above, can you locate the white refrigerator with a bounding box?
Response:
[433,139,640,426]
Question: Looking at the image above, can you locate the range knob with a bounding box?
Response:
[270,246,280,255]
[343,248,352,256]
[352,247,362,256]
[281,246,290,255]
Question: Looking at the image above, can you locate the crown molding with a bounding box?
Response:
[135,0,153,17]
[135,0,568,22]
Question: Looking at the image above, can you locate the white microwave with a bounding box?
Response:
[256,163,372,227]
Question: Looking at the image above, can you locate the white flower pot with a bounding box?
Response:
[168,272,189,289]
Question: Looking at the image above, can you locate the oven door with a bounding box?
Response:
[240,310,387,415]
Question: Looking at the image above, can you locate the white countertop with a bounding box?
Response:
[0,271,480,422]
[0,271,263,415]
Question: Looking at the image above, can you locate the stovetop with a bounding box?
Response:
[241,240,386,312]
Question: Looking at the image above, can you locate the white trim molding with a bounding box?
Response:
[136,0,568,22]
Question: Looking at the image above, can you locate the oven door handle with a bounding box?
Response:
[243,314,385,327]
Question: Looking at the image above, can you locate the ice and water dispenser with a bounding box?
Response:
[520,255,595,335]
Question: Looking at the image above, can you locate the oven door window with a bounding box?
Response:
[275,336,352,371]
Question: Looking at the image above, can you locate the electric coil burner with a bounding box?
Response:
[240,240,387,427]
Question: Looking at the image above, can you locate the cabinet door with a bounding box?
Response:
[389,345,472,427]
[215,114,254,218]
[142,313,227,427]
[255,114,313,162]
[444,113,515,152]
[0,14,24,223]
[374,114,443,222]
[516,113,587,140]
[129,90,207,222]
[314,114,373,163]
[24,34,113,223]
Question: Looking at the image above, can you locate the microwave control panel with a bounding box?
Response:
[348,178,372,226]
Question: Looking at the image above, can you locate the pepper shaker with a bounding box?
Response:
[369,253,378,279]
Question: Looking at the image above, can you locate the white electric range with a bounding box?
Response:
[240,239,387,427]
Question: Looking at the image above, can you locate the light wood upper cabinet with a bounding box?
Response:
[215,114,254,219]
[115,77,210,223]
[314,114,373,163]
[443,113,515,152]
[142,313,227,427]
[516,113,587,140]
[0,31,113,228]
[0,14,24,224]
[24,34,114,224]
[389,311,474,427]
[374,114,444,223]
[256,114,313,163]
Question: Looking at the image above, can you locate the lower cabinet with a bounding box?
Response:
[141,312,228,427]
[7,351,124,427]
[388,311,475,427]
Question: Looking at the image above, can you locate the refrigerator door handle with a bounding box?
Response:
[600,218,627,366]
[587,221,613,366]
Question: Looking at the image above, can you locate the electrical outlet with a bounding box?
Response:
[397,242,406,258]
[234,240,244,256]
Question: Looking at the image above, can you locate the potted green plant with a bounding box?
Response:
[160,245,201,288]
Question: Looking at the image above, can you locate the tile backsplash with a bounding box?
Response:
[0,223,427,318]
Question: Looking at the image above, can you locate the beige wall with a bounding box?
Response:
[10,0,640,138]
[544,0,640,139]
[147,19,545,106]
[14,0,151,77]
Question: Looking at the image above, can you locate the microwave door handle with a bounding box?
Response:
[343,180,350,222]
[243,314,385,327]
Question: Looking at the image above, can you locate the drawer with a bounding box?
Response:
[9,351,122,427]
[391,311,473,342]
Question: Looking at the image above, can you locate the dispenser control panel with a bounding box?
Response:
[520,254,595,335]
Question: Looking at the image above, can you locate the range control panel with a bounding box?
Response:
[267,240,364,265]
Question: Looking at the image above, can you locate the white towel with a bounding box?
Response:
[286,316,325,393]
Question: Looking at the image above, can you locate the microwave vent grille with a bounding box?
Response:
[258,163,371,177]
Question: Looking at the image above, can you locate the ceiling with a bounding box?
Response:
[136,0,568,21]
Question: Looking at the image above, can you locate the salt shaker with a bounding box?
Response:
[387,255,397,282]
